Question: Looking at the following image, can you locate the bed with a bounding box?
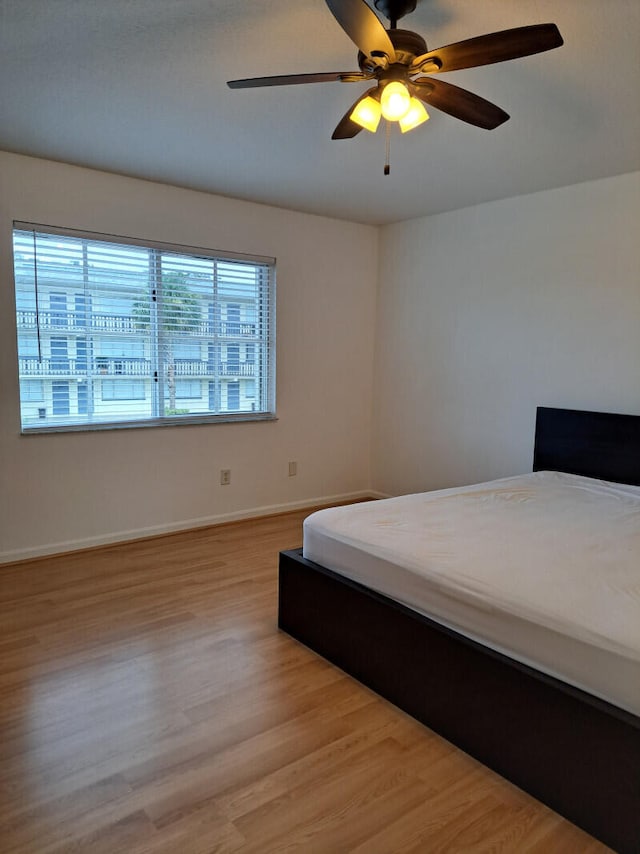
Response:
[278,407,640,853]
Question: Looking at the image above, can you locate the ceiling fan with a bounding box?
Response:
[227,0,563,141]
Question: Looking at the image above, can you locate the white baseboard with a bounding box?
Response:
[0,491,375,565]
[368,489,391,499]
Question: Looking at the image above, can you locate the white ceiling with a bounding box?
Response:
[1,0,639,225]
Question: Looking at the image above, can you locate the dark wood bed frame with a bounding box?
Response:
[279,407,640,854]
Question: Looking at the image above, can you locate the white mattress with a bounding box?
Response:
[303,471,640,716]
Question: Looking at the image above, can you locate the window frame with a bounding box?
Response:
[13,222,277,434]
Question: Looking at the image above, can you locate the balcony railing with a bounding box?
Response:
[215,362,255,377]
[219,322,256,338]
[17,310,138,334]
[19,358,256,378]
[19,358,152,377]
[178,360,256,377]
[17,310,258,338]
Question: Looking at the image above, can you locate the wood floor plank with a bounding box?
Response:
[0,510,613,852]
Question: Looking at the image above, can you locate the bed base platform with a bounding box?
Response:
[279,547,640,854]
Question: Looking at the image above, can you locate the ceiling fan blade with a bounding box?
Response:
[410,23,563,74]
[227,71,371,89]
[331,87,378,139]
[325,0,396,63]
[411,78,509,130]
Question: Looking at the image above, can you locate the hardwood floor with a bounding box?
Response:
[0,511,611,853]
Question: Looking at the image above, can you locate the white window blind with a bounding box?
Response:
[13,223,275,432]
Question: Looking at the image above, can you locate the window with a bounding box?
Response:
[77,381,88,415]
[175,380,202,399]
[75,294,90,329]
[227,381,240,411]
[226,303,241,336]
[101,380,146,401]
[76,337,88,372]
[173,342,200,360]
[226,344,240,374]
[51,381,70,415]
[18,336,39,360]
[13,224,275,432]
[50,337,69,372]
[20,380,44,401]
[50,293,67,327]
[97,340,145,359]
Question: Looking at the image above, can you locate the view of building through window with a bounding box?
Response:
[13,226,275,431]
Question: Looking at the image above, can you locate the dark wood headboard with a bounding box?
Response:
[533,406,640,486]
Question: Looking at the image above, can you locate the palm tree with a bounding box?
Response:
[133,272,201,413]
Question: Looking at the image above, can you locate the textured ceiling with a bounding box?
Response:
[1,0,639,225]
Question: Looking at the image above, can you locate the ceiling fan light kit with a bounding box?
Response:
[398,97,429,132]
[227,0,563,170]
[380,80,411,120]
[350,95,382,132]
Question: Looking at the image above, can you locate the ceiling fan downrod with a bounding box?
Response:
[374,0,417,29]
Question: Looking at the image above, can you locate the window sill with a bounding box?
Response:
[21,412,278,435]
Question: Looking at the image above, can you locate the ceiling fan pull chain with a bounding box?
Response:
[384,120,391,175]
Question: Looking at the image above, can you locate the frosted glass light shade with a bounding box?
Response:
[350,96,382,133]
[399,98,429,133]
[380,81,411,121]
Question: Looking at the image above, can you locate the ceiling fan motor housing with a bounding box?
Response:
[358,28,427,72]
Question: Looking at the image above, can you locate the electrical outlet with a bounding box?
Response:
[288,461,297,477]
[220,469,231,486]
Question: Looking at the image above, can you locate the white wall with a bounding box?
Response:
[0,152,378,561]
[372,172,640,496]
[3,157,638,560]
